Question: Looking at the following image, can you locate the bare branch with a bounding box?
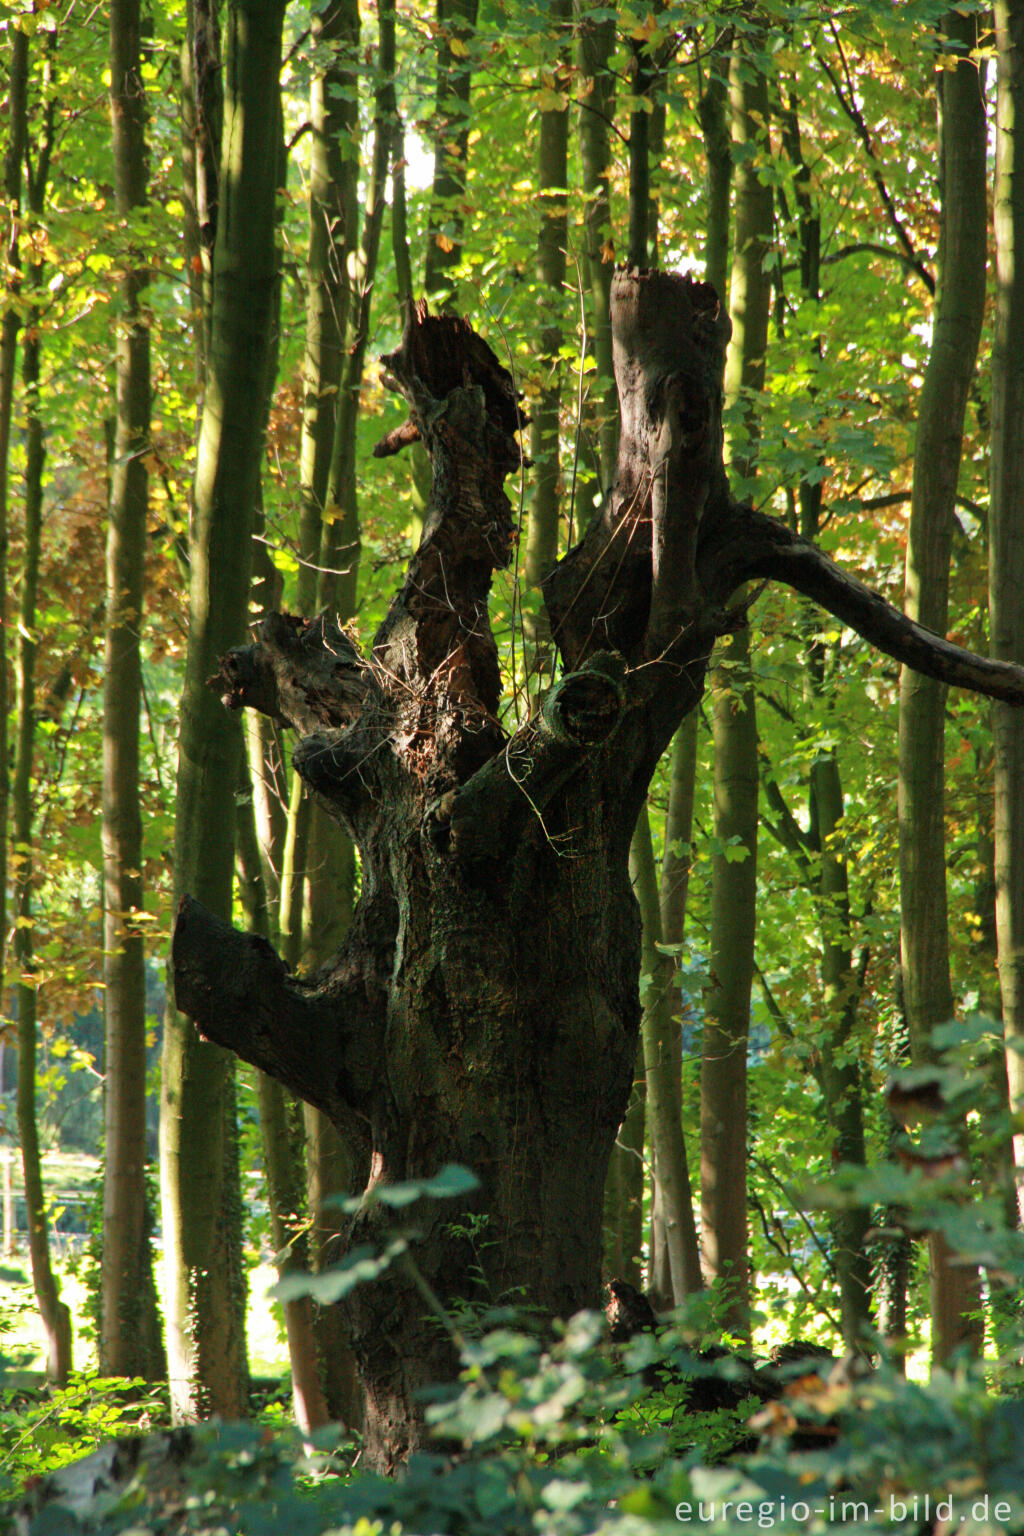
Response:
[171,895,380,1121]
[817,32,935,297]
[741,512,1024,704]
[211,610,372,733]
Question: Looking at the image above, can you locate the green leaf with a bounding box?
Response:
[271,1238,409,1305]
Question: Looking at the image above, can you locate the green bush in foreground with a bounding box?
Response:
[8,1139,1024,1536]
[6,1312,1024,1536]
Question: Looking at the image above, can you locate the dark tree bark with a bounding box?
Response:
[173,272,1024,1471]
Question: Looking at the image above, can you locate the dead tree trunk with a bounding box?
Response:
[172,270,1024,1470]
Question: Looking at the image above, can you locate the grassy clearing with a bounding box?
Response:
[0,1254,289,1381]
[1,1149,290,1382]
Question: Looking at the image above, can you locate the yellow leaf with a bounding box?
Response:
[537,87,568,112]
[450,35,468,56]
[436,232,455,253]
[631,11,662,42]
[322,501,344,524]
[599,238,615,264]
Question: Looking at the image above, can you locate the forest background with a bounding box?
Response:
[4,0,1024,1525]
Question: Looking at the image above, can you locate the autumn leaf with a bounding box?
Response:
[631,11,664,44]
[435,232,455,253]
[537,87,569,112]
[600,238,615,264]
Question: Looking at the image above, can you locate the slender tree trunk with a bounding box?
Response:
[101,0,165,1381]
[0,30,27,1012]
[699,30,733,302]
[897,9,986,1367]
[297,0,358,608]
[316,0,393,620]
[161,0,287,1422]
[236,797,329,1434]
[575,0,617,489]
[659,720,698,950]
[992,0,1024,1231]
[423,0,479,300]
[632,809,702,1304]
[778,84,872,1348]
[877,987,912,1370]
[525,0,570,665]
[240,532,330,1433]
[276,0,380,1428]
[699,33,771,1339]
[182,0,222,374]
[811,745,871,1343]
[649,713,700,1300]
[701,629,757,1334]
[627,14,663,269]
[15,195,72,1387]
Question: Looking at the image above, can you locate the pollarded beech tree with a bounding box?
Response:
[172,270,1024,1470]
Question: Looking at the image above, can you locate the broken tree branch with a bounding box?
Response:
[212,610,372,733]
[171,894,380,1119]
[742,511,1024,703]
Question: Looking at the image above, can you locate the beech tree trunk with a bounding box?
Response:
[778,80,873,1349]
[423,0,479,300]
[0,27,28,1006]
[101,0,165,1382]
[576,1,618,488]
[14,42,71,1388]
[897,8,986,1366]
[700,32,771,1337]
[161,0,286,1421]
[525,0,570,659]
[992,0,1024,1228]
[631,809,701,1304]
[174,270,1024,1471]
